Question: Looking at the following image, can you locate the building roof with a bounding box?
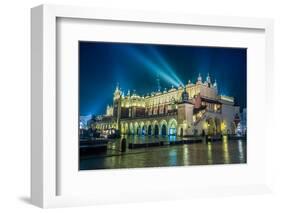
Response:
[201,97,221,104]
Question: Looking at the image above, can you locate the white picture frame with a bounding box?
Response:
[31,4,274,208]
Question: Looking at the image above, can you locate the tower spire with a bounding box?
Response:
[206,73,211,84]
[213,79,217,87]
[197,73,202,83]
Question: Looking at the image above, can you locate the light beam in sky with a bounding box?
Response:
[127,46,181,87]
[148,47,184,86]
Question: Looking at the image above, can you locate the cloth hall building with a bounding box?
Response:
[90,74,241,136]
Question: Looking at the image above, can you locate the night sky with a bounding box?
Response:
[79,42,246,116]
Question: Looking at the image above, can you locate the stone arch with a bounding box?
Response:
[140,121,145,135]
[124,122,129,134]
[160,119,168,136]
[146,121,152,136]
[129,122,134,135]
[168,119,177,136]
[142,126,146,135]
[161,125,167,136]
[147,125,152,135]
[134,122,139,135]
[153,120,159,136]
[155,125,159,135]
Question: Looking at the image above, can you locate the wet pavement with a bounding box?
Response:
[79,136,246,170]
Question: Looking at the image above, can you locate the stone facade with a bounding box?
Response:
[90,74,240,136]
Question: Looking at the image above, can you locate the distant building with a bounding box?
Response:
[89,73,242,136]
[237,108,247,135]
[79,115,92,130]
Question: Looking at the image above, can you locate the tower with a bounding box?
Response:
[197,73,202,84]
[213,79,217,88]
[113,82,121,100]
[181,86,189,103]
[113,83,122,130]
[206,73,212,87]
[206,73,211,83]
[177,88,194,136]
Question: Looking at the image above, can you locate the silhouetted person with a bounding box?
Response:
[121,138,127,153]
[202,130,205,136]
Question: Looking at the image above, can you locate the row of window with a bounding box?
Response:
[202,102,222,113]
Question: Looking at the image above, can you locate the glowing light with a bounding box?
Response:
[222,136,230,164]
[169,128,177,135]
[203,121,208,129]
[127,46,181,87]
[168,149,177,165]
[207,143,213,164]
[148,47,184,86]
[220,95,234,102]
[238,139,244,160]
[221,121,227,133]
[193,115,196,122]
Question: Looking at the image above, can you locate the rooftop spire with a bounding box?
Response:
[206,73,211,83]
[197,73,202,83]
[213,79,217,87]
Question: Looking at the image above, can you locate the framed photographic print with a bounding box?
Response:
[78,41,247,170]
[31,4,274,208]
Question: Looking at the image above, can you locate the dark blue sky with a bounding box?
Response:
[79,42,246,116]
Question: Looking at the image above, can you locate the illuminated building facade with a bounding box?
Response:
[90,74,241,136]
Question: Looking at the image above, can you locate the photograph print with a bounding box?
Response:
[79,41,247,170]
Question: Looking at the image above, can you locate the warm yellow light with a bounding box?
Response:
[193,115,196,122]
[203,122,208,129]
[221,122,227,132]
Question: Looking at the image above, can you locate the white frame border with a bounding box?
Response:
[31,4,274,208]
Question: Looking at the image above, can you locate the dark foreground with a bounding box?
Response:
[79,136,246,170]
